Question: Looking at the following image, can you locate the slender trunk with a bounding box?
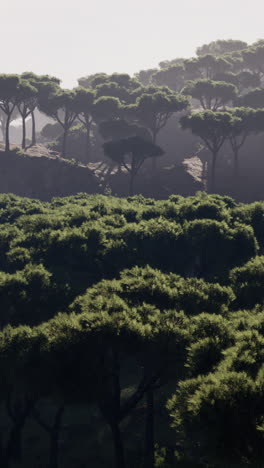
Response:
[0,121,6,142]
[152,131,157,171]
[144,389,155,468]
[109,420,126,468]
[31,111,36,146]
[0,452,9,468]
[201,160,208,192]
[7,423,23,462]
[0,433,10,468]
[5,113,11,152]
[62,128,68,158]
[85,124,91,162]
[210,151,217,193]
[129,173,135,196]
[22,116,26,149]
[6,398,35,463]
[233,148,239,179]
[49,406,64,468]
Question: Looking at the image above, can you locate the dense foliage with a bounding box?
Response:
[0,192,264,468]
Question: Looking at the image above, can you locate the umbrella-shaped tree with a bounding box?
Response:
[227,107,264,177]
[181,111,235,192]
[0,74,20,151]
[16,80,38,149]
[182,79,237,110]
[73,87,96,161]
[39,89,79,158]
[103,136,164,195]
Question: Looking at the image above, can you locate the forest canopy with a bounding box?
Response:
[0,192,264,468]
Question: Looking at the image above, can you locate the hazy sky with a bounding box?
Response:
[3,0,264,88]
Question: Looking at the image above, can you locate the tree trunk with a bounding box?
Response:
[31,111,36,146]
[0,119,6,143]
[129,173,135,196]
[49,406,64,468]
[0,433,9,468]
[210,151,217,193]
[22,116,26,149]
[152,131,157,171]
[5,114,11,152]
[7,423,23,462]
[233,148,239,179]
[144,389,155,468]
[62,129,68,158]
[109,420,126,468]
[6,397,35,463]
[85,124,91,162]
[0,453,9,468]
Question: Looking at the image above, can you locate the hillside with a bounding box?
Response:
[0,146,100,200]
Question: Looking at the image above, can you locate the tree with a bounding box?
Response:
[167,308,264,466]
[227,108,264,177]
[0,325,40,467]
[168,315,264,468]
[185,313,234,378]
[252,39,264,47]
[181,217,257,279]
[196,39,248,57]
[184,55,231,80]
[69,266,195,468]
[73,87,95,161]
[41,122,62,141]
[225,55,244,73]
[0,74,20,151]
[236,70,261,91]
[28,321,74,468]
[242,45,264,79]
[182,79,237,110]
[212,71,239,87]
[32,405,65,468]
[103,136,164,195]
[95,82,132,103]
[99,119,151,141]
[16,80,38,149]
[134,69,157,86]
[128,90,189,145]
[70,265,235,468]
[79,73,140,94]
[230,256,264,309]
[78,73,108,89]
[158,58,185,69]
[21,72,61,146]
[39,90,79,158]
[92,96,122,122]
[91,74,142,106]
[168,370,264,466]
[212,71,260,93]
[181,111,235,191]
[152,64,185,92]
[0,319,70,468]
[238,87,264,108]
[0,108,19,143]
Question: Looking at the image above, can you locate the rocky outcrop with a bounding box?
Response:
[105,157,203,198]
[0,149,100,201]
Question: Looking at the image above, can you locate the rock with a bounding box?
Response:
[0,150,100,201]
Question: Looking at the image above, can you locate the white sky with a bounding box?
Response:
[2,0,264,88]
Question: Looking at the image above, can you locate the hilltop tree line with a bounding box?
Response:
[0,192,264,467]
[2,39,264,195]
